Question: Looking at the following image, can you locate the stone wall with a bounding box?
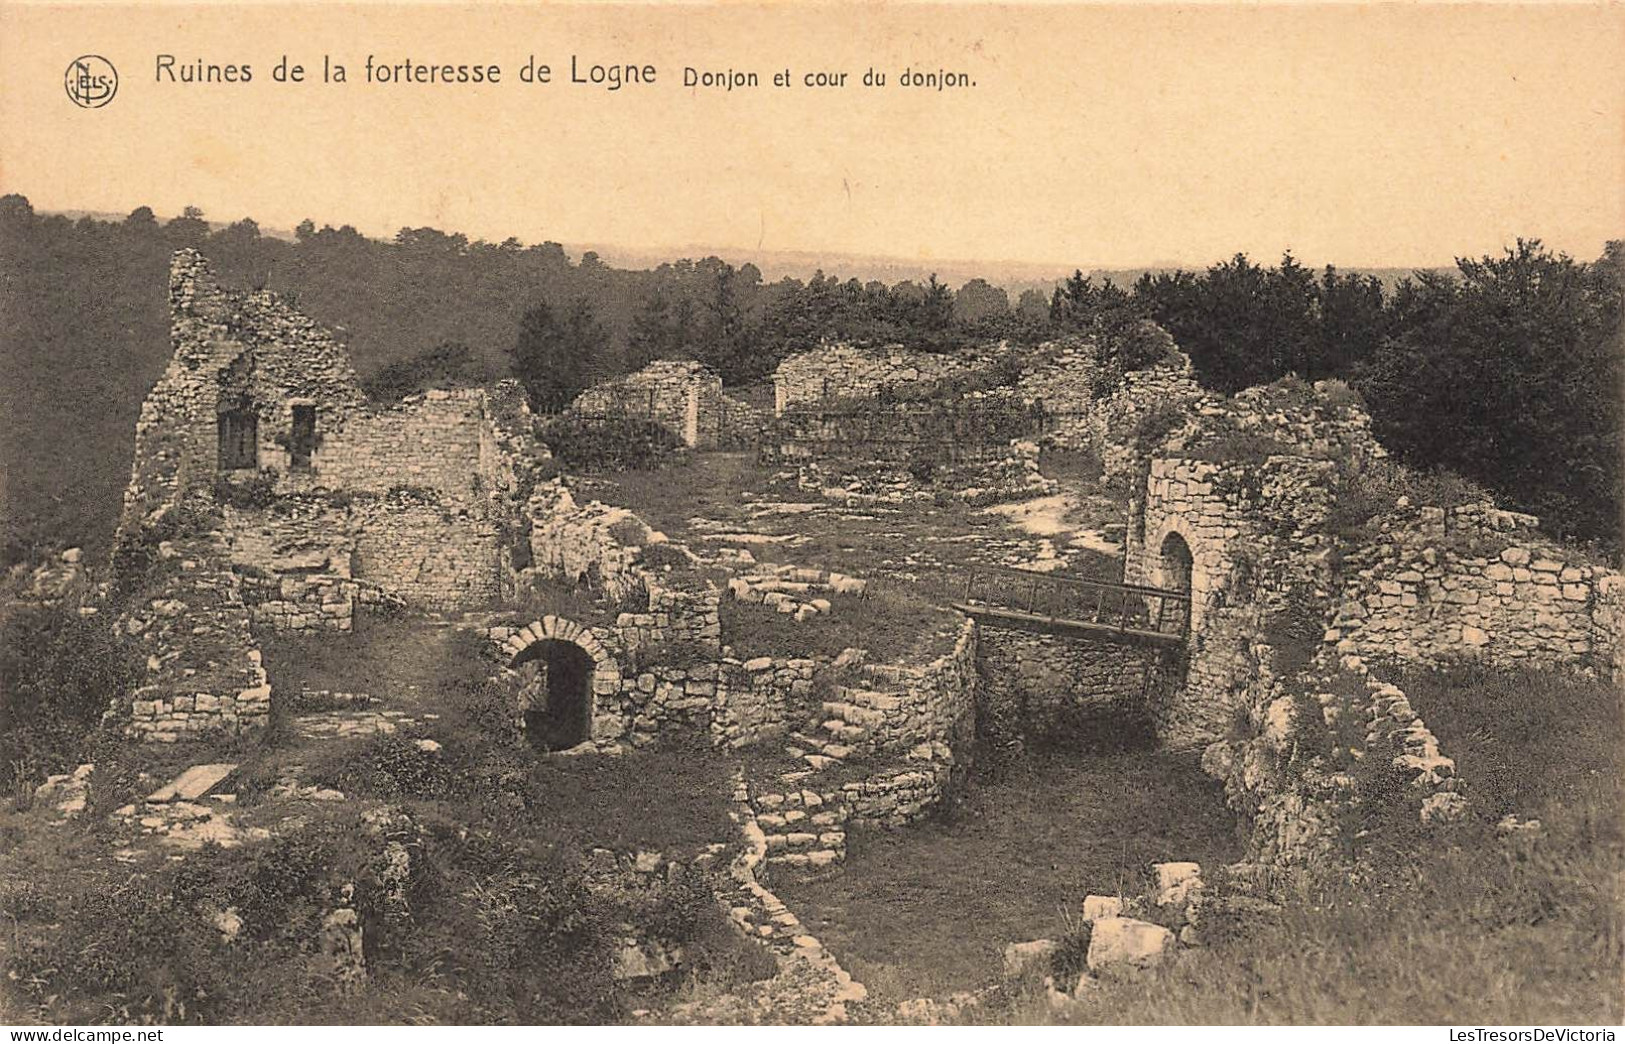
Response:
[1200,645,1465,882]
[572,360,725,449]
[763,395,1047,466]
[793,441,1055,508]
[118,520,272,742]
[773,343,994,414]
[852,618,979,761]
[237,572,402,633]
[976,627,1177,746]
[351,494,503,610]
[1330,502,1622,675]
[527,486,651,602]
[1123,454,1339,748]
[122,253,548,630]
[305,391,491,498]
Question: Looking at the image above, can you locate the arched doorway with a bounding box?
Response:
[514,639,594,751]
[1159,531,1195,630]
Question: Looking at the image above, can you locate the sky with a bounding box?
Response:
[1,1,1621,270]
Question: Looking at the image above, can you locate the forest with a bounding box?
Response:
[1,192,1618,560]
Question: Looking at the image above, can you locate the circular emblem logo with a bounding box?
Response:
[65,55,118,108]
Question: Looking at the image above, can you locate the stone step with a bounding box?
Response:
[820,700,885,727]
[820,720,869,742]
[763,830,844,853]
[835,687,904,713]
[767,849,844,870]
[147,763,238,804]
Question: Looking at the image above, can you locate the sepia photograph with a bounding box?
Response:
[0,0,1621,1030]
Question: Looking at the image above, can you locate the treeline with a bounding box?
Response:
[1,193,1619,557]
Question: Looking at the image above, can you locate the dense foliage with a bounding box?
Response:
[0,600,142,791]
[2,192,1618,552]
[537,416,685,473]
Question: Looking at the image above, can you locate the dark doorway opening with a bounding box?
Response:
[1160,532,1194,620]
[515,640,594,751]
[290,405,317,470]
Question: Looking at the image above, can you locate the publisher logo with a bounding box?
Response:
[65,55,118,108]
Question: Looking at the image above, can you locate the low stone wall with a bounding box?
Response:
[794,442,1055,508]
[853,618,979,760]
[715,656,816,748]
[839,750,959,829]
[1330,502,1622,675]
[763,396,1047,466]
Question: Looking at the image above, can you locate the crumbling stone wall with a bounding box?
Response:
[763,394,1047,466]
[1124,454,1338,748]
[572,360,726,448]
[1330,502,1622,675]
[527,488,651,602]
[118,521,272,742]
[1200,644,1466,882]
[124,252,545,629]
[772,343,993,414]
[793,442,1054,508]
[236,572,401,633]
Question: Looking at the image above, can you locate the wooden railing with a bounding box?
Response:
[953,565,1191,643]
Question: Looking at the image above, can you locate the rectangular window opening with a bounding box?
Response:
[218,408,258,471]
[291,405,317,470]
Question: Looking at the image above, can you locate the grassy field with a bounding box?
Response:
[776,748,1240,1002]
[1011,666,1624,1026]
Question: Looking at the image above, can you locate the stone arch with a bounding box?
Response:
[1158,530,1195,630]
[1144,520,1219,633]
[496,616,621,749]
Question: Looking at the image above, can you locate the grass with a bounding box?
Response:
[256,617,465,706]
[775,748,1240,1002]
[576,453,781,537]
[1002,665,1624,1025]
[720,585,960,665]
[524,739,738,861]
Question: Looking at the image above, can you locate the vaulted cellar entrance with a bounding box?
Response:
[513,638,594,751]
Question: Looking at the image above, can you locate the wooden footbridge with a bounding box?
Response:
[952,565,1191,647]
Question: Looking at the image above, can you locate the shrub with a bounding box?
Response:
[1327,458,1492,541]
[1318,378,1365,412]
[8,881,223,1024]
[1128,400,1186,453]
[361,341,491,403]
[1188,432,1294,465]
[311,732,452,801]
[0,601,142,789]
[212,467,280,508]
[638,542,694,572]
[540,416,683,473]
